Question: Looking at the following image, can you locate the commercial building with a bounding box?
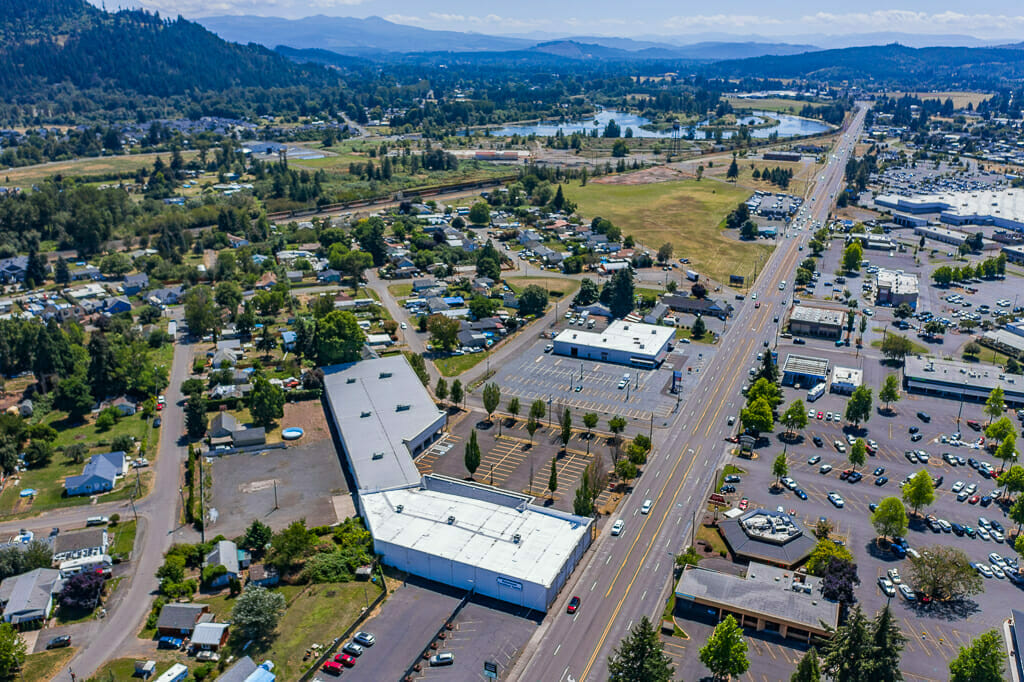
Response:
[876,189,1024,232]
[875,269,918,309]
[362,475,592,613]
[904,356,1024,407]
[763,151,801,162]
[981,329,1024,359]
[674,562,839,643]
[1008,609,1024,682]
[719,510,817,568]
[830,366,863,395]
[781,354,830,388]
[913,224,970,247]
[323,356,592,612]
[1003,244,1024,265]
[850,234,896,250]
[788,306,844,339]
[552,320,674,368]
[322,356,447,498]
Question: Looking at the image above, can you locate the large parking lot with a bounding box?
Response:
[492,316,716,426]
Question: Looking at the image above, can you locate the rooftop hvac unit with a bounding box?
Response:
[379,372,393,379]
[346,378,356,384]
[396,504,404,513]
[396,404,410,412]
[371,452,384,460]
[513,534,521,544]
[360,411,372,418]
[447,516,456,525]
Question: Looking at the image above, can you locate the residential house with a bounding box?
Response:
[467,317,505,334]
[412,277,436,292]
[209,383,250,400]
[502,292,519,309]
[0,256,28,283]
[457,330,487,348]
[518,229,542,245]
[532,244,563,264]
[471,277,494,295]
[0,568,62,625]
[156,603,210,638]
[64,451,127,497]
[69,265,102,281]
[104,296,132,315]
[643,302,669,325]
[662,295,732,320]
[574,303,613,319]
[111,396,137,416]
[122,273,150,296]
[209,412,240,440]
[232,427,266,447]
[218,656,277,682]
[281,331,297,351]
[192,622,230,652]
[52,529,109,563]
[286,271,304,283]
[148,286,184,307]
[204,541,249,588]
[317,269,341,284]
[211,348,240,368]
[248,564,279,587]
[426,297,450,314]
[255,272,277,290]
[227,234,250,248]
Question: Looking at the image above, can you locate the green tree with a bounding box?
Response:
[604,269,635,319]
[183,285,220,340]
[949,630,1006,682]
[998,464,1024,500]
[871,496,908,543]
[435,377,448,404]
[468,201,491,226]
[893,302,914,319]
[450,379,463,408]
[844,385,872,426]
[530,399,547,421]
[848,438,867,470]
[608,416,627,443]
[902,469,936,516]
[469,296,500,320]
[865,605,906,681]
[842,241,863,272]
[781,399,808,437]
[986,416,1015,445]
[995,435,1018,473]
[231,585,286,641]
[908,545,983,600]
[880,334,913,363]
[464,429,481,479]
[560,408,572,452]
[821,606,871,682]
[772,452,788,487]
[427,314,461,353]
[507,397,520,424]
[185,391,208,439]
[214,281,243,315]
[575,278,600,306]
[699,614,749,681]
[316,310,364,365]
[55,375,95,422]
[748,377,782,409]
[249,372,285,429]
[726,155,739,180]
[548,459,558,498]
[583,412,599,439]
[879,374,900,412]
[240,520,274,557]
[985,386,1006,423]
[608,616,674,682]
[518,285,549,316]
[740,397,774,433]
[790,648,821,682]
[482,383,500,423]
[269,520,316,570]
[656,242,674,264]
[526,416,539,448]
[0,623,26,678]
[691,315,706,339]
[806,539,854,576]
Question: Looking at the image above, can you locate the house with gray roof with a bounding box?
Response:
[122,272,150,296]
[0,568,62,625]
[52,529,108,563]
[0,256,28,283]
[156,602,209,637]
[205,541,249,588]
[64,451,127,497]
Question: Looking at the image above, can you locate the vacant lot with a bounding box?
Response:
[724,97,830,114]
[1,150,198,188]
[885,91,992,109]
[564,179,772,285]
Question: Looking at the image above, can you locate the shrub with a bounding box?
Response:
[108,513,120,527]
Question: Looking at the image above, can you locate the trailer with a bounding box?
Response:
[686,270,699,282]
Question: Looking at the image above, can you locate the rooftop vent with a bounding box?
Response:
[379,372,393,379]
[513,533,521,544]
[396,404,411,412]
[360,411,371,418]
[346,377,357,384]
[396,504,404,513]
[371,452,384,460]
[447,516,456,525]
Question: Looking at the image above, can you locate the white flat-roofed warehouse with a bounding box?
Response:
[552,320,674,368]
[876,189,1024,232]
[788,306,843,339]
[322,356,446,497]
[904,355,1024,407]
[362,476,592,612]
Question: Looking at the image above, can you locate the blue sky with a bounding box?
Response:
[96,1,1024,40]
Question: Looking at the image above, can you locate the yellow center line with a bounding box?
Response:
[582,448,700,679]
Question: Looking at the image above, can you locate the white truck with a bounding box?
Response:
[807,382,826,402]
[685,270,699,282]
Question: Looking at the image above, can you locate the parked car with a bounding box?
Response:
[46,636,72,649]
[898,584,916,601]
[353,631,376,647]
[342,642,364,657]
[322,661,343,676]
[808,455,821,465]
[429,652,455,666]
[877,576,896,597]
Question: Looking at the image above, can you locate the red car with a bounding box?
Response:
[567,596,581,614]
[156,402,164,411]
[738,498,749,510]
[755,301,761,308]
[816,412,824,419]
[322,661,343,676]
[334,653,356,667]
[968,494,980,505]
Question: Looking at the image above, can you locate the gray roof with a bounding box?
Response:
[53,528,107,556]
[719,510,817,566]
[790,305,844,327]
[675,563,839,633]
[206,540,240,575]
[217,656,259,682]
[192,622,229,646]
[65,451,125,491]
[210,412,239,437]
[322,356,446,493]
[156,603,207,631]
[0,568,61,623]
[782,354,830,378]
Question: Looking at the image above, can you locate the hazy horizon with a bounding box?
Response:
[91,1,1024,42]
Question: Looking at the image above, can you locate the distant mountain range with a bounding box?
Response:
[199,14,817,61]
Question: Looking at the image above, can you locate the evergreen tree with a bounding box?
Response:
[54,257,70,285]
[864,605,906,681]
[184,391,207,439]
[560,407,572,452]
[450,379,463,408]
[607,616,674,682]
[464,429,481,479]
[821,605,872,682]
[791,648,821,682]
[548,459,558,497]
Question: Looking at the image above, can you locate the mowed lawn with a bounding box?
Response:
[564,179,773,285]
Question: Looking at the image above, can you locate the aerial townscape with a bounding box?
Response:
[4,0,1024,680]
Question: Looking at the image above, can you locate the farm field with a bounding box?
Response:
[1,150,199,188]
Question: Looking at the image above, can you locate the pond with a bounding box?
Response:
[483,109,831,139]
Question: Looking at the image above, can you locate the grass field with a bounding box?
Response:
[435,351,490,377]
[1,150,199,188]
[504,276,579,299]
[564,179,773,285]
[703,157,823,194]
[387,283,414,298]
[110,520,138,557]
[885,91,992,109]
[21,648,75,681]
[724,97,830,114]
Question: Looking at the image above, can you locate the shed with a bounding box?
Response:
[191,622,230,651]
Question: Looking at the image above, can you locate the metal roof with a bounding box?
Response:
[553,320,674,357]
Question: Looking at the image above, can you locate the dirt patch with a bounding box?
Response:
[281,401,330,444]
[592,165,692,186]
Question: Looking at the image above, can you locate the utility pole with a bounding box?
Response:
[273,480,279,510]
[198,455,206,544]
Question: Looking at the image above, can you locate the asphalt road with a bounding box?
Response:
[510,104,869,682]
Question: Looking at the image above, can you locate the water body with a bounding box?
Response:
[484,109,831,139]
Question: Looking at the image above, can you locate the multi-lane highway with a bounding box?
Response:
[511,104,868,682]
